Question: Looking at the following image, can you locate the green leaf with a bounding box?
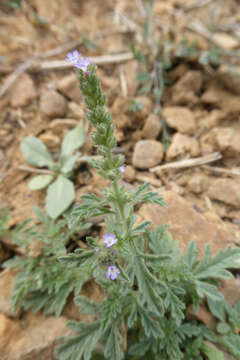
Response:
[132,246,164,316]
[74,296,100,315]
[60,154,78,174]
[61,122,85,157]
[55,321,102,360]
[104,320,124,360]
[46,175,75,219]
[185,241,198,269]
[207,298,226,322]
[21,136,54,168]
[196,281,223,301]
[193,245,240,280]
[201,342,224,360]
[28,174,54,190]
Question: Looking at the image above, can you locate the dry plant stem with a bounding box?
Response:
[202,165,240,177]
[36,53,134,72]
[150,152,222,172]
[18,165,55,175]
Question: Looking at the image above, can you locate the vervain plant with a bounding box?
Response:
[45,51,240,360]
[20,121,85,219]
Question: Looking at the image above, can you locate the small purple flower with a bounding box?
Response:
[66,50,91,72]
[94,248,99,253]
[103,233,118,248]
[120,165,125,173]
[107,265,120,280]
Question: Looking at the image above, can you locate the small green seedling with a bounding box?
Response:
[21,121,85,219]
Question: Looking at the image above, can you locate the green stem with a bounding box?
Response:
[112,179,128,238]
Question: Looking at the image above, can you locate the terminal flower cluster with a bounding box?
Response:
[66,50,91,73]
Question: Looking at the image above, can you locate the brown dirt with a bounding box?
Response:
[1,0,240,357]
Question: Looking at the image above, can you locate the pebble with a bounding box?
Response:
[58,74,82,102]
[142,113,162,139]
[215,127,240,155]
[166,133,200,160]
[40,90,67,118]
[132,140,164,169]
[163,106,196,135]
[188,174,209,194]
[9,73,37,108]
[208,178,240,208]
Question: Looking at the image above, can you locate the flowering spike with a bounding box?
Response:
[106,265,120,280]
[65,50,91,72]
[103,233,118,248]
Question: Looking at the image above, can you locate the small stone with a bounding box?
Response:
[142,114,162,139]
[172,70,202,105]
[0,314,20,352]
[132,140,164,169]
[48,119,79,135]
[218,65,240,95]
[166,133,200,160]
[0,269,19,317]
[68,102,84,119]
[215,127,240,155]
[163,106,196,135]
[134,96,153,121]
[208,179,240,208]
[123,165,135,182]
[187,304,217,330]
[212,33,239,50]
[9,73,37,108]
[188,174,209,194]
[40,90,67,118]
[58,74,82,102]
[39,133,60,148]
[219,277,240,307]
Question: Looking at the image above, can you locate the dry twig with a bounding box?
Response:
[150,152,222,173]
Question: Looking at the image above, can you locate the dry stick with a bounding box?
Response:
[150,152,222,173]
[182,0,212,12]
[18,165,55,175]
[202,165,240,177]
[35,52,134,72]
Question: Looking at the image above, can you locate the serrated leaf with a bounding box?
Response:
[193,245,240,280]
[21,136,54,168]
[104,320,124,360]
[46,175,75,219]
[207,298,226,322]
[61,122,85,157]
[74,296,100,315]
[29,174,54,190]
[196,281,223,301]
[55,321,102,360]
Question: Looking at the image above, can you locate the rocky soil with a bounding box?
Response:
[1,0,240,359]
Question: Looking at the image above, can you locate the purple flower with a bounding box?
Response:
[107,265,120,280]
[103,233,118,248]
[94,248,99,253]
[66,50,91,72]
[120,165,125,173]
